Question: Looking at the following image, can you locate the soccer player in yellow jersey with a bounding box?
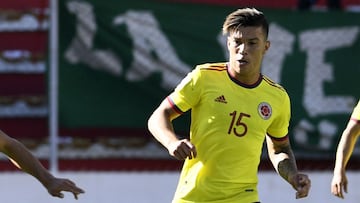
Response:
[331,100,360,199]
[148,8,311,203]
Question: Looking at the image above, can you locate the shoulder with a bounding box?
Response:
[196,62,227,72]
[261,75,290,107]
[262,75,287,93]
[191,62,227,80]
[181,63,227,88]
[351,100,360,121]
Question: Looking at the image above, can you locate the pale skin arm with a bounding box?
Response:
[266,135,311,199]
[331,119,360,199]
[0,130,84,199]
[148,98,197,160]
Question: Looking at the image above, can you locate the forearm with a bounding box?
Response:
[266,135,298,183]
[334,128,358,173]
[267,136,310,198]
[4,138,54,187]
[269,146,298,182]
[276,151,298,182]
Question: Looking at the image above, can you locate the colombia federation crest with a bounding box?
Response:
[258,102,272,120]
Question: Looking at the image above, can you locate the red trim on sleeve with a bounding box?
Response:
[351,118,360,124]
[166,96,184,114]
[267,133,289,142]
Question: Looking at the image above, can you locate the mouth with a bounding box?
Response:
[237,59,248,65]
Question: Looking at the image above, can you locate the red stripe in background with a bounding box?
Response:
[60,127,152,138]
[157,0,298,8]
[0,117,47,138]
[0,74,46,95]
[1,0,359,10]
[0,121,154,139]
[157,0,360,9]
[0,158,184,171]
[1,157,360,171]
[0,32,47,52]
[0,0,48,10]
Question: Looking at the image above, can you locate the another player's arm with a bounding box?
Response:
[332,119,360,198]
[334,120,360,174]
[266,135,310,199]
[0,130,55,185]
[0,130,84,199]
[148,98,196,160]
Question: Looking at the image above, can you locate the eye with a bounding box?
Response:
[248,41,257,45]
[234,39,241,44]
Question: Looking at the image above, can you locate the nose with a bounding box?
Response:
[237,43,247,55]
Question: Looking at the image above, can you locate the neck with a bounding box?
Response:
[228,69,261,86]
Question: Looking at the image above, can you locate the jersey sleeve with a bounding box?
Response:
[267,92,291,138]
[350,100,360,121]
[168,67,202,113]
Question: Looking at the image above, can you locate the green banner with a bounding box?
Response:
[59,0,360,156]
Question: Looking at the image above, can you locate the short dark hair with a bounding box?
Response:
[222,8,269,39]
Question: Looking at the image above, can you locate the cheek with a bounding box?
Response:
[254,46,267,56]
[228,46,237,55]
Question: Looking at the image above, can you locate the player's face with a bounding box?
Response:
[227,26,270,83]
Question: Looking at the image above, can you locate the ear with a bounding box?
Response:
[263,40,270,54]
[227,36,231,51]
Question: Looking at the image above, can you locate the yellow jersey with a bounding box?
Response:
[168,63,291,203]
[351,100,360,121]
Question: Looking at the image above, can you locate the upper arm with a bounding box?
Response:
[266,134,291,155]
[348,120,360,138]
[0,130,12,151]
[148,97,183,130]
[158,97,183,121]
[266,134,298,176]
[339,120,360,149]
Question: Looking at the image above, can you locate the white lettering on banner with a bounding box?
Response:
[0,12,48,31]
[293,118,339,151]
[262,23,295,83]
[318,119,338,149]
[299,27,358,117]
[65,1,190,89]
[64,1,123,75]
[113,10,191,89]
[293,119,315,146]
[292,27,359,151]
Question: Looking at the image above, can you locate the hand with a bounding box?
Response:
[46,177,85,199]
[331,171,348,199]
[167,139,197,160]
[289,173,311,199]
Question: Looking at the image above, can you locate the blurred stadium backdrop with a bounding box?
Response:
[0,0,359,202]
[0,0,359,170]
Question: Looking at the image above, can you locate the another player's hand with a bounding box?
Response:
[289,173,311,199]
[46,177,85,199]
[331,171,348,199]
[167,139,197,160]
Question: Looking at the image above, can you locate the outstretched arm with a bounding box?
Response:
[0,130,84,199]
[266,135,311,199]
[148,98,196,160]
[331,119,360,199]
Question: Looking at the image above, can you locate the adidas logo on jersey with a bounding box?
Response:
[214,95,227,104]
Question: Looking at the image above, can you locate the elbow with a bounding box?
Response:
[147,110,161,136]
[147,114,155,134]
[1,137,21,159]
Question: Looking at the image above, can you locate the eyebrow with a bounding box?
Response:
[232,36,260,41]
